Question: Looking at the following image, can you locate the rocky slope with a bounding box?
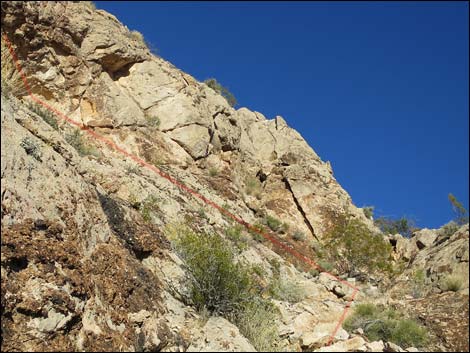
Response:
[1,2,468,352]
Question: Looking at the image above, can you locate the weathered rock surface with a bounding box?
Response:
[1,1,468,352]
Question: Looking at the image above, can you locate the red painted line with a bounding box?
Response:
[3,33,358,345]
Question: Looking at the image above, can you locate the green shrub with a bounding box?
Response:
[438,220,460,238]
[170,226,252,314]
[28,101,58,130]
[323,213,394,277]
[245,176,262,198]
[374,216,417,238]
[249,222,267,243]
[147,115,160,127]
[363,206,374,220]
[441,274,463,292]
[411,268,426,298]
[292,230,306,242]
[65,130,101,157]
[204,78,237,107]
[233,298,279,351]
[344,303,427,348]
[265,215,282,232]
[140,195,160,223]
[168,225,281,351]
[225,225,249,251]
[209,167,219,177]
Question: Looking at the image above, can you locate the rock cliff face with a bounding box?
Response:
[1,2,468,352]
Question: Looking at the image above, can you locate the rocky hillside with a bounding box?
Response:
[1,2,468,352]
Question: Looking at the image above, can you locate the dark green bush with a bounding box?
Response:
[171,227,252,314]
[265,215,282,232]
[169,225,279,351]
[344,303,427,348]
[322,213,394,277]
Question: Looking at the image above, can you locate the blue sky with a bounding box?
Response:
[95,1,469,229]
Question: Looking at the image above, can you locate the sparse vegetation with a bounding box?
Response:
[168,225,279,351]
[130,30,146,46]
[140,195,160,223]
[209,166,219,177]
[322,212,394,277]
[249,222,267,242]
[344,303,428,348]
[147,115,160,128]
[438,220,460,238]
[233,298,279,351]
[225,225,249,252]
[20,137,41,161]
[27,101,59,130]
[411,268,426,298]
[65,129,101,157]
[292,230,306,242]
[441,274,464,292]
[268,277,305,303]
[204,78,237,107]
[363,206,374,220]
[448,193,469,225]
[374,216,417,238]
[1,37,29,98]
[245,176,262,199]
[265,215,282,232]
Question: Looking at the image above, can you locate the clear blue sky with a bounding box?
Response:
[95,1,469,229]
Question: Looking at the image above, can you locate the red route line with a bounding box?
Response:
[3,33,359,346]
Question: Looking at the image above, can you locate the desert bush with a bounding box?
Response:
[344,303,427,348]
[204,78,237,107]
[1,37,28,98]
[170,226,252,314]
[322,213,394,277]
[147,115,160,127]
[411,268,426,298]
[245,176,262,198]
[292,230,306,241]
[265,215,282,232]
[448,193,469,225]
[441,274,463,292]
[438,220,460,238]
[225,225,249,252]
[27,101,58,130]
[374,216,416,238]
[65,130,101,157]
[140,195,160,223]
[209,167,219,177]
[363,206,374,220]
[130,30,146,46]
[233,298,279,351]
[169,225,281,351]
